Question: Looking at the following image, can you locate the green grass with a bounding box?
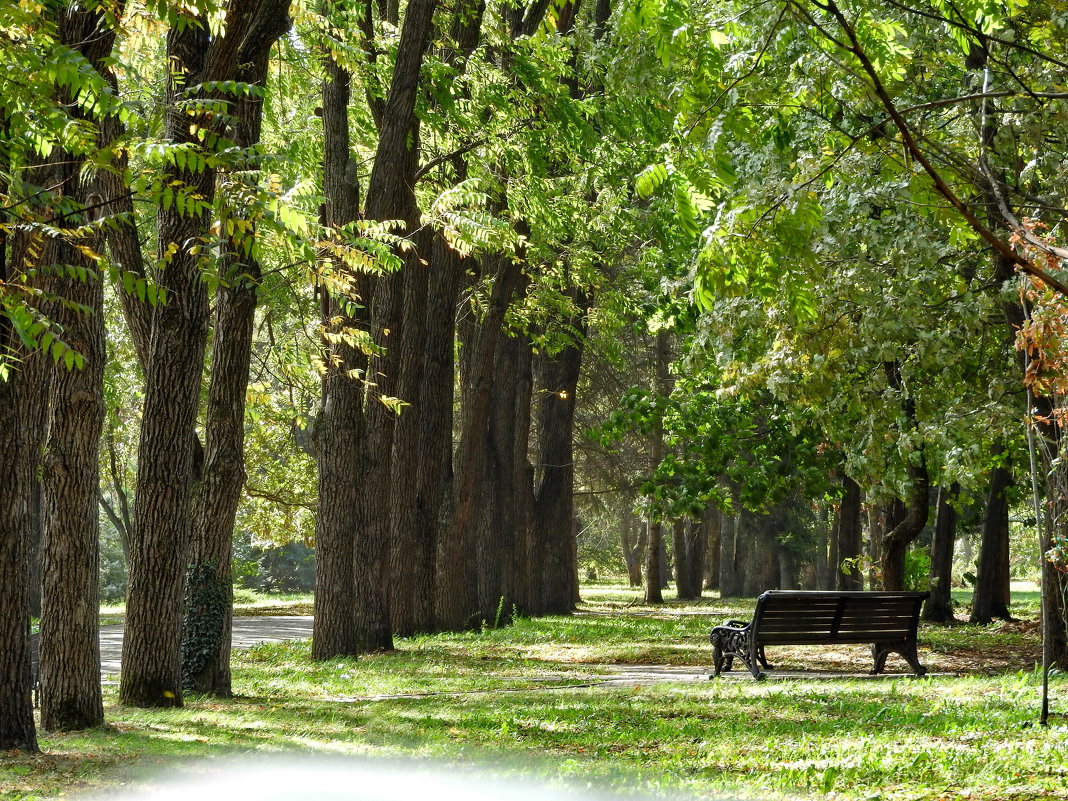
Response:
[5,585,1067,801]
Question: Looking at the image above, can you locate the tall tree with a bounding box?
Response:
[310,5,364,660]
[122,0,293,708]
[0,118,38,746]
[833,476,863,591]
[925,483,959,624]
[642,329,670,604]
[971,465,1013,623]
[182,0,293,695]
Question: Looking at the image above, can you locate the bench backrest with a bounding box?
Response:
[751,590,927,646]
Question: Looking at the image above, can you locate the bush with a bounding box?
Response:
[235,537,316,593]
[905,544,931,592]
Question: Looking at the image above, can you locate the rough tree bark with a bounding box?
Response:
[387,226,434,636]
[390,0,484,638]
[0,365,38,749]
[437,254,524,629]
[182,2,291,695]
[718,514,741,597]
[702,508,721,592]
[620,503,644,587]
[534,288,591,613]
[924,483,959,624]
[311,11,364,660]
[835,475,863,590]
[970,465,1013,624]
[352,0,439,652]
[509,336,536,614]
[642,329,670,604]
[672,520,692,598]
[736,509,780,597]
[34,3,130,728]
[0,114,39,749]
[879,362,930,591]
[390,234,464,636]
[39,169,108,731]
[121,1,281,708]
[673,519,706,600]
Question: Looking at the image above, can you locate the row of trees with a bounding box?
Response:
[3,0,1068,757]
[0,0,654,750]
[580,0,1068,623]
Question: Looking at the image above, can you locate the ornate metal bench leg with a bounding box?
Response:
[872,641,926,676]
[757,645,771,670]
[871,643,890,674]
[899,640,927,676]
[711,624,757,677]
[712,637,725,677]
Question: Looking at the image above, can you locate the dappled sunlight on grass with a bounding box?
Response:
[5,584,1064,801]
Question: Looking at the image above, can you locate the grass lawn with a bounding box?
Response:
[4,584,1067,801]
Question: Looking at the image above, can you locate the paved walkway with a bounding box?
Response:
[97,616,316,677]
[89,617,929,688]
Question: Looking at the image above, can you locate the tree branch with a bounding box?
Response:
[811,0,1068,298]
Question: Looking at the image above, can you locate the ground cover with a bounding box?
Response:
[3,585,1066,801]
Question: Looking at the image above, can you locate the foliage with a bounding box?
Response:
[234,535,316,594]
[98,523,128,603]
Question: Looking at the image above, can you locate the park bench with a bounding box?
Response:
[710,590,929,680]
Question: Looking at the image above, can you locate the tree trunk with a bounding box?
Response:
[389,0,484,633]
[311,337,363,659]
[1042,466,1068,670]
[778,550,798,590]
[37,3,134,728]
[737,509,780,596]
[12,347,49,632]
[835,476,863,590]
[0,144,39,746]
[924,483,958,624]
[354,0,439,652]
[620,504,644,587]
[509,336,536,614]
[971,465,1013,623]
[389,224,436,636]
[122,0,286,707]
[1031,402,1068,668]
[672,520,692,599]
[0,369,38,749]
[120,15,213,708]
[39,193,106,732]
[642,329,669,604]
[718,514,740,597]
[880,479,929,592]
[703,507,721,591]
[404,233,464,633]
[674,518,705,600]
[644,518,664,604]
[311,21,363,660]
[688,515,708,595]
[879,361,930,591]
[532,289,590,613]
[474,332,528,626]
[181,3,290,696]
[659,533,671,589]
[437,255,522,629]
